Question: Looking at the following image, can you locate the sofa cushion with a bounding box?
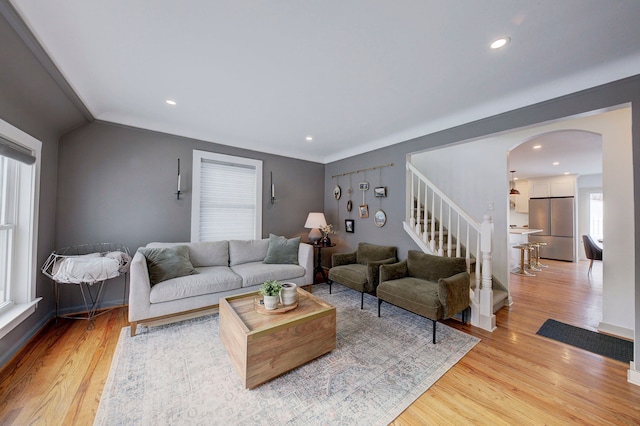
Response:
[357,242,397,265]
[229,239,269,266]
[149,266,242,304]
[231,262,305,287]
[406,250,466,282]
[377,277,443,319]
[146,241,229,267]
[138,245,198,286]
[263,234,300,264]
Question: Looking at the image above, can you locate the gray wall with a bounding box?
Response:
[0,9,88,367]
[325,74,640,366]
[56,121,324,310]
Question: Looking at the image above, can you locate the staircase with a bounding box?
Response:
[405,162,507,332]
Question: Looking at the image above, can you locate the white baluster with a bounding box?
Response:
[430,190,436,252]
[465,223,471,273]
[456,213,461,259]
[437,198,444,256]
[409,168,415,229]
[415,178,422,236]
[447,205,452,257]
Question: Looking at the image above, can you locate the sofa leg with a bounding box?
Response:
[377,298,382,317]
[328,279,332,294]
[432,320,437,344]
[130,321,137,337]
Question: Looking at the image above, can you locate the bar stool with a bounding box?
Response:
[523,242,541,272]
[532,242,548,268]
[511,245,535,276]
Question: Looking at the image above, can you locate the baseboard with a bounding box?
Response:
[597,321,634,340]
[628,362,640,387]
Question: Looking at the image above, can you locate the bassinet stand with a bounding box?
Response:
[42,243,131,330]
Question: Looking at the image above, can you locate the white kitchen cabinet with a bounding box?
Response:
[528,175,576,198]
[514,180,529,213]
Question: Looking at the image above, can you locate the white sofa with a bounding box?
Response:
[129,238,313,336]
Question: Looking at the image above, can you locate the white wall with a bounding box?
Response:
[412,107,634,337]
[577,174,603,260]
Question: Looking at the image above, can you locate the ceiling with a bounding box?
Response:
[509,130,603,180]
[9,1,640,164]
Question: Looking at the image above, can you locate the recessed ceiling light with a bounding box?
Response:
[490,37,510,49]
[305,136,313,141]
[553,161,560,166]
[564,172,570,175]
[533,145,542,150]
[166,99,177,106]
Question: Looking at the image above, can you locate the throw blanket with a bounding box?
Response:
[52,251,131,284]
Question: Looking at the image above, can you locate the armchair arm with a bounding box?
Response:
[366,257,398,291]
[332,251,357,267]
[379,260,408,283]
[438,271,471,318]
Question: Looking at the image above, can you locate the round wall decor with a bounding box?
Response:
[334,185,341,200]
[374,209,387,227]
[347,200,352,212]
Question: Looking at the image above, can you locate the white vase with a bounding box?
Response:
[263,295,278,310]
[280,282,297,306]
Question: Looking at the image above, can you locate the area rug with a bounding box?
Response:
[95,284,479,425]
[536,319,633,363]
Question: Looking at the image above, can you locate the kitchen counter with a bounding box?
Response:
[509,228,543,235]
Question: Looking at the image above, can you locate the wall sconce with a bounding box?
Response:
[176,158,182,200]
[270,171,276,204]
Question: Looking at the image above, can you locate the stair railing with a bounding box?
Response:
[405,161,496,332]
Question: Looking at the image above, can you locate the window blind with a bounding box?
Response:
[199,159,258,241]
[0,136,35,165]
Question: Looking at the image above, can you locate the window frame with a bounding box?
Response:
[0,118,42,340]
[190,150,263,242]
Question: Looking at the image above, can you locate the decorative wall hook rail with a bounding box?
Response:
[331,163,394,179]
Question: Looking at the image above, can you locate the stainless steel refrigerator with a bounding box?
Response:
[528,197,576,262]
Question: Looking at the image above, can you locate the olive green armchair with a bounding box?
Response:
[328,242,397,309]
[377,250,470,343]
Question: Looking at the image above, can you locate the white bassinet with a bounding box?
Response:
[42,243,131,328]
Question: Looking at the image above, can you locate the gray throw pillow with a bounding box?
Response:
[138,245,198,286]
[263,234,300,264]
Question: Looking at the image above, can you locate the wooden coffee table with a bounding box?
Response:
[219,287,336,389]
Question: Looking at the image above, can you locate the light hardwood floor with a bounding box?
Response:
[0,260,639,425]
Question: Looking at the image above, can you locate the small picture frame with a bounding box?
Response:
[347,199,353,212]
[345,219,355,233]
[359,182,369,191]
[374,186,387,197]
[374,209,387,227]
[359,204,369,218]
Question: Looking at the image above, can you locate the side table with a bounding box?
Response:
[310,243,335,284]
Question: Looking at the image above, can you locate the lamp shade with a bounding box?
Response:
[304,212,327,229]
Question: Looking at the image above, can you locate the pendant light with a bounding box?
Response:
[509,170,520,195]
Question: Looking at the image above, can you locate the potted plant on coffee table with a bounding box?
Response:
[259,279,282,310]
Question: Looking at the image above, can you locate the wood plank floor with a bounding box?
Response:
[0,259,639,425]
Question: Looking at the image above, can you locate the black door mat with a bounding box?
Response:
[536,319,633,363]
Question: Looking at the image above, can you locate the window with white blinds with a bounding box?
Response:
[191,150,262,242]
[0,118,42,339]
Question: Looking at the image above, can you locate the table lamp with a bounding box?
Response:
[304,212,327,244]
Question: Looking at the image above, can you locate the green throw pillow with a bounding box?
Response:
[138,245,198,286]
[263,234,300,265]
